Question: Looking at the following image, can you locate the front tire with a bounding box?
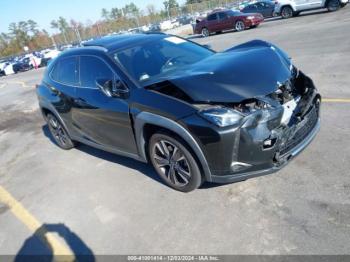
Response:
[327,0,341,11]
[281,6,294,19]
[149,132,202,192]
[46,113,75,150]
[235,20,245,31]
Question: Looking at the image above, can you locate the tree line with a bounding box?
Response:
[0,0,230,58]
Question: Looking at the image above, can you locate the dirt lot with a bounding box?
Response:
[0,7,350,256]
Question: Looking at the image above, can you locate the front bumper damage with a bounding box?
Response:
[182,71,321,183]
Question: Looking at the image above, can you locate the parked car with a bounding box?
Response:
[0,60,8,76]
[1,61,15,75]
[275,0,348,18]
[36,33,321,192]
[39,49,61,67]
[12,60,31,73]
[194,9,264,37]
[241,1,276,18]
[177,15,194,25]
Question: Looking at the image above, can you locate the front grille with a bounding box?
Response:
[280,106,318,155]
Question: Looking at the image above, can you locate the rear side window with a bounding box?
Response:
[51,57,79,85]
[207,14,217,21]
[80,56,114,88]
[218,12,227,19]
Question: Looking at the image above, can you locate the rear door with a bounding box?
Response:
[49,56,79,135]
[73,55,137,154]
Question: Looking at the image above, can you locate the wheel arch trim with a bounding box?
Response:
[38,101,72,137]
[280,4,296,12]
[134,112,213,182]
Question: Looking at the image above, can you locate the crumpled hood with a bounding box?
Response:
[165,40,293,103]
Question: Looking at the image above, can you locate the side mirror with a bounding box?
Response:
[96,78,129,98]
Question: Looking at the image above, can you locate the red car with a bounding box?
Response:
[194,9,264,37]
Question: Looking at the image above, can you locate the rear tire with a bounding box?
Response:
[281,6,294,19]
[201,27,209,37]
[327,0,341,11]
[149,132,202,192]
[46,113,75,150]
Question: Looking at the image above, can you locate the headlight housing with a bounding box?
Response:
[199,107,244,127]
[247,16,255,20]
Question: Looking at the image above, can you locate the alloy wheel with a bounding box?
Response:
[328,0,340,11]
[152,140,191,187]
[48,115,70,147]
[281,7,293,18]
[201,28,209,37]
[235,21,245,31]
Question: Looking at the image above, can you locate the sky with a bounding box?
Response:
[0,0,186,34]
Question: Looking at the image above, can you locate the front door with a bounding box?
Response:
[73,55,138,155]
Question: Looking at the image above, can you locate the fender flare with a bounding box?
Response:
[280,4,296,12]
[38,101,72,137]
[134,112,213,182]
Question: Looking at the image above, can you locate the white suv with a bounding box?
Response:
[275,0,348,18]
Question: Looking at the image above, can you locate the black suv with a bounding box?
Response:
[36,34,321,192]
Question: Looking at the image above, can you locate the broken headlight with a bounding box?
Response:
[199,107,244,127]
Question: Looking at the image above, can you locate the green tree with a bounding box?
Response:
[58,17,69,43]
[27,20,39,35]
[110,7,123,20]
[101,8,110,20]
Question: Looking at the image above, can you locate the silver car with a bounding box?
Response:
[275,0,348,18]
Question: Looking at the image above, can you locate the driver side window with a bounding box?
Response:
[80,56,114,88]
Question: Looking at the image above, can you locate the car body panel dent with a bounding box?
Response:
[146,40,292,103]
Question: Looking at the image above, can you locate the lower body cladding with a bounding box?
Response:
[182,72,321,183]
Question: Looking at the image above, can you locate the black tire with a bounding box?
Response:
[281,6,294,19]
[235,20,245,31]
[201,27,209,37]
[293,11,301,17]
[327,0,341,11]
[149,132,202,192]
[46,113,75,150]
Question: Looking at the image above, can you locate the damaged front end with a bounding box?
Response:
[180,70,321,183]
[236,70,320,168]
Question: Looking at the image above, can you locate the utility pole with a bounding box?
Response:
[74,27,82,44]
[96,23,101,37]
[51,35,57,49]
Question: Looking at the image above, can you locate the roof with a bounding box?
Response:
[82,33,166,52]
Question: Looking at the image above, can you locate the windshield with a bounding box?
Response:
[113,36,214,84]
